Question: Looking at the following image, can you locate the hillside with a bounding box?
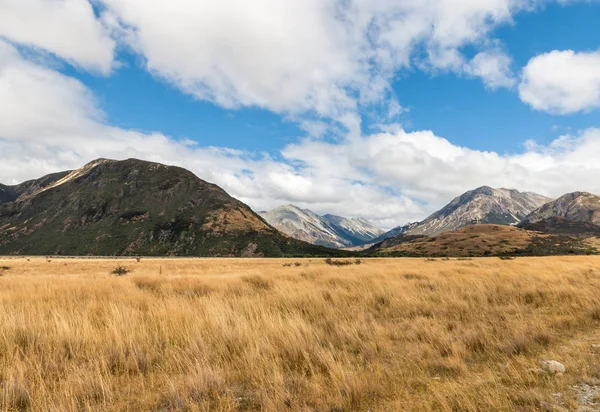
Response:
[521,192,600,226]
[368,224,598,257]
[0,159,348,257]
[404,186,551,237]
[259,205,383,248]
[369,222,420,244]
[519,216,600,238]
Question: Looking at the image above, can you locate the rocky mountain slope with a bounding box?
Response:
[520,192,600,226]
[369,222,420,244]
[259,205,383,248]
[0,159,348,257]
[404,186,551,237]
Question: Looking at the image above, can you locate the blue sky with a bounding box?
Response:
[72,1,600,153]
[1,0,600,227]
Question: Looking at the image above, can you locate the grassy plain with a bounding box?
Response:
[0,257,599,411]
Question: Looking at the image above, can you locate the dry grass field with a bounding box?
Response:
[0,257,599,411]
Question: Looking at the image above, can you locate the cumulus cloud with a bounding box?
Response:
[465,50,516,89]
[519,49,600,114]
[3,40,600,229]
[96,0,539,130]
[0,0,115,74]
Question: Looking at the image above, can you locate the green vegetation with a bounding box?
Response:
[0,159,351,258]
[111,266,131,276]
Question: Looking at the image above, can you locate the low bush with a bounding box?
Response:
[111,266,131,276]
[324,258,354,266]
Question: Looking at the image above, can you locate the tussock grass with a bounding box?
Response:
[0,256,599,410]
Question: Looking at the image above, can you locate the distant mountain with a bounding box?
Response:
[0,159,348,257]
[369,222,420,244]
[322,214,384,245]
[404,186,552,237]
[259,205,383,248]
[0,171,70,205]
[520,192,600,226]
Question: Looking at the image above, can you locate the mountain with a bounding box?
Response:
[403,186,552,237]
[519,216,600,238]
[259,205,383,248]
[520,192,600,226]
[0,171,70,205]
[367,224,598,258]
[0,159,349,257]
[369,222,420,244]
[322,214,384,245]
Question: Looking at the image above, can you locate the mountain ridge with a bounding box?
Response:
[0,159,348,257]
[520,192,600,226]
[259,205,383,248]
[403,186,552,237]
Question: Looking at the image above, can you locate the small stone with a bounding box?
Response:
[539,360,566,375]
[591,344,600,352]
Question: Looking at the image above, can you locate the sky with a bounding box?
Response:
[1,0,600,229]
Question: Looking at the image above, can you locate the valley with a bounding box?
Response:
[2,158,600,259]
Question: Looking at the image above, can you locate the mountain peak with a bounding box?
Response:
[521,191,600,226]
[0,160,342,257]
[259,206,383,248]
[471,186,495,195]
[405,187,552,237]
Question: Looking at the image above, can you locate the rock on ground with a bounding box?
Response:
[539,360,567,375]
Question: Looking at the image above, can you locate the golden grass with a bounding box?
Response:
[0,256,599,411]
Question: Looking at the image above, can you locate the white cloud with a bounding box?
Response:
[0,0,115,74]
[3,40,600,230]
[519,49,600,114]
[465,50,516,89]
[96,0,544,130]
[0,0,572,129]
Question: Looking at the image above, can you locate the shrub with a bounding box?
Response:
[111,266,131,276]
[324,258,354,266]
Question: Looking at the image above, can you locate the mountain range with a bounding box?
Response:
[373,186,551,242]
[258,205,384,249]
[0,159,348,257]
[1,158,599,257]
[369,190,600,257]
[264,187,552,248]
